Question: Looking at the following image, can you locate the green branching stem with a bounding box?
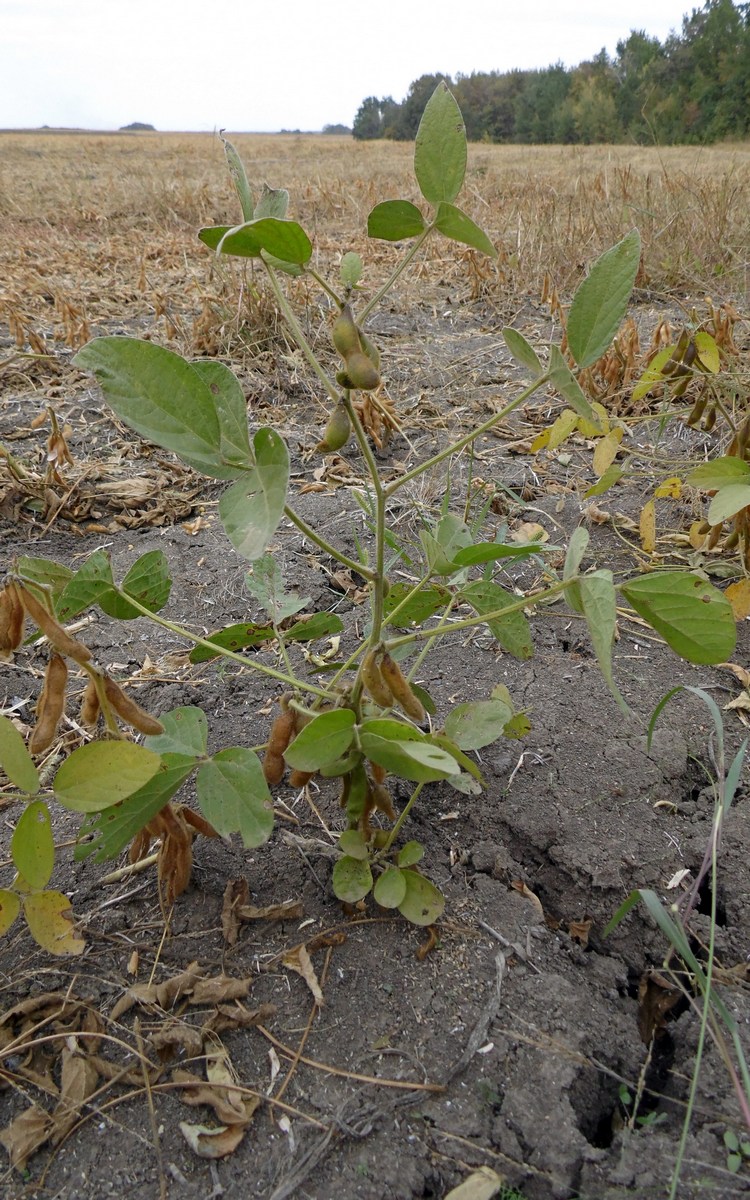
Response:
[262,260,340,407]
[284,504,375,582]
[359,227,434,324]
[387,576,573,650]
[108,589,330,699]
[384,373,551,500]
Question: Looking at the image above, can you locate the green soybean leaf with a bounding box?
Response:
[461,580,533,660]
[0,714,39,793]
[707,484,750,525]
[434,202,496,258]
[190,359,252,472]
[359,721,458,783]
[54,742,162,813]
[0,891,20,936]
[219,428,289,562]
[340,252,363,287]
[384,583,449,628]
[220,134,254,221]
[398,841,424,868]
[23,891,85,956]
[255,183,289,220]
[245,554,309,623]
[74,337,233,478]
[11,801,54,889]
[563,526,589,614]
[189,623,275,663]
[548,345,599,426]
[196,747,273,847]
[567,230,641,369]
[211,218,312,265]
[75,753,197,862]
[332,855,373,903]
[414,81,466,205]
[444,700,512,751]
[367,200,426,242]
[397,869,445,926]
[452,542,544,567]
[620,572,736,665]
[687,457,750,491]
[98,550,172,620]
[18,558,72,604]
[284,710,356,772]
[285,612,344,642]
[429,733,484,783]
[503,328,543,376]
[144,706,208,757]
[580,570,628,714]
[56,549,116,622]
[338,829,369,861]
[374,867,407,908]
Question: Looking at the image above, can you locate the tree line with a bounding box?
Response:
[352,1,750,144]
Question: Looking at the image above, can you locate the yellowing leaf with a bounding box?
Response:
[689,520,708,549]
[0,890,20,935]
[694,331,720,373]
[640,500,656,553]
[547,409,578,451]
[725,579,750,620]
[22,891,85,956]
[577,401,610,438]
[592,431,623,478]
[654,476,682,499]
[530,429,550,453]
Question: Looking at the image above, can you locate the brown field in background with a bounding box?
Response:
[1,131,748,360]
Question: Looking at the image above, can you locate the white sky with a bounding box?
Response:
[2,0,692,132]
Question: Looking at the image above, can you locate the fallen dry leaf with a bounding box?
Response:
[0,1105,54,1171]
[638,970,682,1043]
[237,900,304,923]
[568,917,593,947]
[51,1045,98,1145]
[179,1120,248,1159]
[444,1165,505,1200]
[282,945,324,1006]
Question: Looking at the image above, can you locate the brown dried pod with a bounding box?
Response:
[103,674,165,736]
[379,652,425,724]
[30,652,68,755]
[369,782,397,821]
[262,709,295,785]
[16,584,92,663]
[361,649,394,708]
[288,769,315,788]
[368,760,387,785]
[0,582,25,662]
[80,674,101,727]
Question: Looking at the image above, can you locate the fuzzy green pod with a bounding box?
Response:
[316,400,351,452]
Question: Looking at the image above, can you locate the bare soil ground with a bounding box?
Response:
[1,133,750,1200]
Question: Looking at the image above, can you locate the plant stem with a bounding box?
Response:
[305,267,343,309]
[284,504,375,581]
[262,261,340,406]
[381,782,424,855]
[345,395,386,644]
[388,576,572,649]
[109,590,330,699]
[383,373,550,500]
[359,227,434,324]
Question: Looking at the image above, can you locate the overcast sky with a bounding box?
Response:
[2,0,693,132]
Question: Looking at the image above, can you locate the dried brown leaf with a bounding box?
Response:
[282,945,324,1007]
[236,900,304,923]
[0,1105,54,1171]
[221,877,250,945]
[51,1046,98,1144]
[179,1120,248,1159]
[638,970,681,1043]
